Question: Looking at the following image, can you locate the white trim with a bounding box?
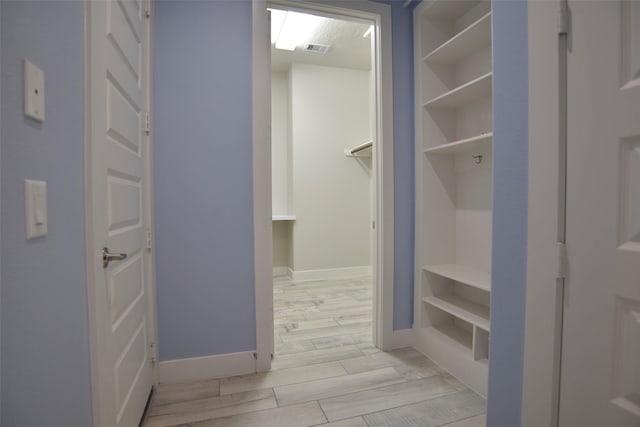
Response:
[256,0,395,355]
[387,329,416,350]
[273,266,291,278]
[289,266,372,282]
[158,352,256,385]
[252,0,274,373]
[143,0,159,387]
[522,1,563,426]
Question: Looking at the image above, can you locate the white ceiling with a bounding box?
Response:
[271,13,372,73]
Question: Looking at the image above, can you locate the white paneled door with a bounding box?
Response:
[88,0,153,425]
[560,1,640,425]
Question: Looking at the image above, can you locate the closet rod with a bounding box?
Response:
[348,140,373,154]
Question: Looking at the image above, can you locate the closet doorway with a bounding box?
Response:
[270,6,377,363]
[252,0,395,371]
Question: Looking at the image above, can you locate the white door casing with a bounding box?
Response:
[560,1,640,425]
[86,0,153,425]
[256,0,395,358]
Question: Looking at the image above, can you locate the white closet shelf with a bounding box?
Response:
[423,263,491,292]
[423,295,490,331]
[424,133,492,156]
[272,215,296,221]
[424,12,492,64]
[430,324,473,351]
[424,73,492,109]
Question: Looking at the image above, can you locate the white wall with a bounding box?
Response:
[290,63,372,272]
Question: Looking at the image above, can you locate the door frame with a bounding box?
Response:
[83,1,159,425]
[252,0,395,371]
[522,0,565,425]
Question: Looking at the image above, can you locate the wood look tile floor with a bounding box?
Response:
[143,276,486,427]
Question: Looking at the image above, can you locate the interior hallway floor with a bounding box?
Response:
[142,276,486,427]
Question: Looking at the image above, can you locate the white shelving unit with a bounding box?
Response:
[413,0,493,396]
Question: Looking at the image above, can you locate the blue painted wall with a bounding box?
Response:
[153,0,416,361]
[487,0,528,425]
[1,1,93,425]
[153,0,257,360]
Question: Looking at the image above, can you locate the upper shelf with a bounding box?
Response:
[422,0,483,19]
[424,72,492,109]
[423,263,491,292]
[424,133,492,155]
[424,12,492,65]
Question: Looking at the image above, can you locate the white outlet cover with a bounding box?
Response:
[24,60,45,122]
[25,179,47,239]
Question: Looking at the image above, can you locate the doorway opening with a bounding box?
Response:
[269,6,377,362]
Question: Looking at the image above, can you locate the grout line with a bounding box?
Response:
[316,399,330,425]
[272,387,281,407]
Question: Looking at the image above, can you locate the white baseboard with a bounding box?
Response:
[158,351,256,384]
[387,328,415,350]
[289,265,372,282]
[272,266,291,278]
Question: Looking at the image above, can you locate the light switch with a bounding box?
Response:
[24,60,45,122]
[25,180,47,239]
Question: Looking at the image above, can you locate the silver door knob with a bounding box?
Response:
[102,247,127,268]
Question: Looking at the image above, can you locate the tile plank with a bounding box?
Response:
[152,379,220,406]
[275,340,317,355]
[143,389,276,427]
[311,335,355,350]
[275,367,404,407]
[185,401,326,427]
[279,324,370,343]
[271,345,364,370]
[393,357,443,380]
[363,390,486,427]
[219,362,346,395]
[339,348,425,374]
[320,376,456,421]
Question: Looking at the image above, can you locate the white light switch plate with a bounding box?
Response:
[25,179,47,239]
[24,60,45,122]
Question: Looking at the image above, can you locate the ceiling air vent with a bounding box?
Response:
[304,44,330,54]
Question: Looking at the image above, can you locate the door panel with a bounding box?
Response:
[89,0,152,425]
[560,1,640,425]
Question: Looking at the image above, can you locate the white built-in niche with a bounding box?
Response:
[413,0,493,396]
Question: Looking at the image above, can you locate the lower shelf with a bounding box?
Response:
[423,295,490,331]
[431,323,472,351]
